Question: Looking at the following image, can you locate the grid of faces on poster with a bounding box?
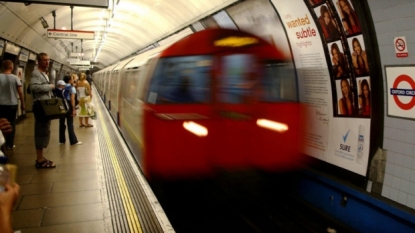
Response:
[308,0,371,117]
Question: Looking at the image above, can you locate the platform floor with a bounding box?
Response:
[5,93,172,233]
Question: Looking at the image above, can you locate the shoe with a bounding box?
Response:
[59,143,65,145]
[35,158,56,169]
[6,145,16,150]
[80,124,85,127]
[71,141,82,145]
[85,124,93,127]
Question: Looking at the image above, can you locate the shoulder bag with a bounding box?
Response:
[32,73,69,120]
[33,98,69,120]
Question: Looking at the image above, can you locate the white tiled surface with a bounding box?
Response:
[368,0,415,209]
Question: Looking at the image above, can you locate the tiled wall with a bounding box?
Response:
[367,0,415,209]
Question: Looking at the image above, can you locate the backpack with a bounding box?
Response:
[54,87,64,99]
[63,85,79,106]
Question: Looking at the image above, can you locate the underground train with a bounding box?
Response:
[93,28,307,180]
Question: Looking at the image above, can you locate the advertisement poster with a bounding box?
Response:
[225,0,292,58]
[18,49,29,62]
[386,66,415,119]
[0,40,4,56]
[271,0,371,175]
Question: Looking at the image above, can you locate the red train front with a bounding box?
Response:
[142,28,306,180]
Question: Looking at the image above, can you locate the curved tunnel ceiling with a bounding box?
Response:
[0,0,238,69]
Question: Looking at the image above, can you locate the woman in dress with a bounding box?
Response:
[77,73,93,127]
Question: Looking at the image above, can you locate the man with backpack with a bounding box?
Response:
[57,76,82,146]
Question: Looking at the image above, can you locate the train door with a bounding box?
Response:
[212,54,302,171]
[143,55,214,179]
[250,61,303,170]
[210,53,258,170]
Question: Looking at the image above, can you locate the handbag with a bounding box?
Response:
[33,98,69,120]
[85,87,90,96]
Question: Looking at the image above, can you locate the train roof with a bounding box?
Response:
[160,28,286,60]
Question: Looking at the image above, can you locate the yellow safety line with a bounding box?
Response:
[96,100,143,233]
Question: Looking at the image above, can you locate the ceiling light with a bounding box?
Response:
[40,17,49,29]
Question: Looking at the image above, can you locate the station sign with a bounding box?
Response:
[29,52,37,61]
[386,65,415,119]
[18,48,29,62]
[47,29,95,40]
[4,41,21,55]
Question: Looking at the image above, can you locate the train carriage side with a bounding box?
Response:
[142,28,305,180]
[109,58,135,125]
[102,64,118,105]
[98,70,106,95]
[93,68,106,95]
[118,44,174,167]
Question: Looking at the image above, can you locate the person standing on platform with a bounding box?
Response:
[0,117,19,233]
[0,60,24,150]
[86,70,93,86]
[77,72,93,127]
[59,75,82,145]
[0,182,20,233]
[31,52,56,169]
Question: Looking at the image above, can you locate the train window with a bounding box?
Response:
[147,56,212,104]
[260,62,298,102]
[218,54,257,104]
[122,69,141,103]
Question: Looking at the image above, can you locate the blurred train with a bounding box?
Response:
[93,28,307,181]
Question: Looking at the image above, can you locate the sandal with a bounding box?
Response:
[35,159,56,169]
[80,124,85,127]
[43,157,53,163]
[85,124,93,127]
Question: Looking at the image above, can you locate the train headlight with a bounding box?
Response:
[256,119,288,133]
[183,121,208,137]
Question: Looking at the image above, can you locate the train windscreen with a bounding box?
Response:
[147,55,212,104]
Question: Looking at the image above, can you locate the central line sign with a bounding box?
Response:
[47,29,95,40]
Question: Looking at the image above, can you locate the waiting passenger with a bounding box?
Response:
[59,75,82,145]
[0,60,25,150]
[0,118,19,233]
[0,182,20,233]
[31,53,56,169]
[77,73,93,127]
